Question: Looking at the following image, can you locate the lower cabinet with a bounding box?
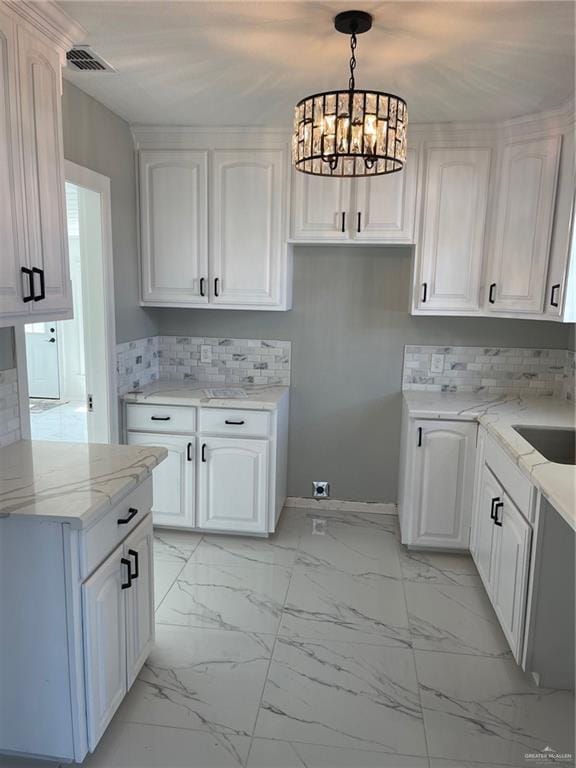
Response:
[398,415,477,549]
[197,436,268,533]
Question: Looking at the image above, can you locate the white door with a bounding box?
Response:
[491,493,532,661]
[409,420,477,549]
[353,160,418,243]
[487,135,561,313]
[139,150,208,306]
[17,25,71,315]
[0,8,28,322]
[471,463,502,592]
[211,149,285,306]
[197,437,268,533]
[415,146,492,312]
[124,515,155,688]
[126,432,195,529]
[82,544,127,751]
[291,172,352,241]
[25,322,60,398]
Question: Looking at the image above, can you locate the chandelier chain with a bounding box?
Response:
[348,32,357,90]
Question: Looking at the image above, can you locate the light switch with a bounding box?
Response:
[200,345,212,364]
[430,353,444,374]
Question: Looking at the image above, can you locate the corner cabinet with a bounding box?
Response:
[0,2,78,327]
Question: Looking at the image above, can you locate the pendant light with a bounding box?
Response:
[292,10,407,177]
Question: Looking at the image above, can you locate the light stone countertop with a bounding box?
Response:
[122,380,290,411]
[0,440,167,528]
[403,391,576,530]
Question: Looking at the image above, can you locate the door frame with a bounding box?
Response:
[16,161,118,443]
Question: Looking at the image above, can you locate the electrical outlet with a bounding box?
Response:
[430,353,445,374]
[200,345,212,364]
[313,481,330,498]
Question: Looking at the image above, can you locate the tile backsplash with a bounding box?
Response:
[117,336,291,395]
[0,368,20,447]
[403,345,574,399]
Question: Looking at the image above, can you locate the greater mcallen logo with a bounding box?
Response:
[525,745,574,763]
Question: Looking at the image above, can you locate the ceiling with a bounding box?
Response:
[59,1,575,127]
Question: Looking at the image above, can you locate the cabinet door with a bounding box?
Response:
[82,544,127,751]
[0,9,27,321]
[353,159,418,243]
[211,149,285,306]
[409,420,477,549]
[124,515,155,688]
[18,25,71,315]
[415,146,491,312]
[488,136,561,313]
[139,150,208,305]
[126,432,195,529]
[197,437,268,533]
[471,463,502,593]
[291,172,352,240]
[491,493,532,661]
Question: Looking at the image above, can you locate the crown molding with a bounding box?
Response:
[3,0,86,51]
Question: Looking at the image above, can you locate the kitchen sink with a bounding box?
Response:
[512,425,576,465]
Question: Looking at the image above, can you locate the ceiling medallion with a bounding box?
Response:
[292,10,407,177]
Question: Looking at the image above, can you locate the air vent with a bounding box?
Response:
[66,46,116,73]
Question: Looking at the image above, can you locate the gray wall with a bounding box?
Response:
[61,82,157,343]
[157,247,573,502]
[0,328,15,371]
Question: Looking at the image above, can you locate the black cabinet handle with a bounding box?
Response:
[21,267,34,302]
[225,419,245,426]
[187,441,193,461]
[550,283,560,308]
[117,507,138,525]
[151,415,170,421]
[489,283,496,304]
[214,278,220,297]
[341,211,346,233]
[128,548,139,580]
[200,277,206,297]
[493,500,504,527]
[357,211,362,233]
[421,283,427,303]
[201,443,207,462]
[32,267,45,301]
[490,496,500,521]
[121,557,132,589]
[417,427,422,447]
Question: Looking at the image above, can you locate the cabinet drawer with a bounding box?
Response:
[126,404,196,434]
[484,432,533,520]
[80,478,153,579]
[199,408,270,437]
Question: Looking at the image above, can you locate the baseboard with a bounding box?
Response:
[284,497,397,515]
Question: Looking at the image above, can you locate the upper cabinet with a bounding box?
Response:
[0,2,81,328]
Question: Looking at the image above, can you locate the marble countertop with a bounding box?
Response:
[0,440,167,528]
[403,392,576,530]
[122,380,290,411]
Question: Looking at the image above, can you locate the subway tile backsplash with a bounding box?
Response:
[0,368,21,447]
[116,336,291,394]
[403,345,574,399]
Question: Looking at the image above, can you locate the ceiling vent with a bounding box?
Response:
[66,46,116,73]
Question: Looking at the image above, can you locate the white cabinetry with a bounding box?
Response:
[413,145,492,313]
[398,412,477,550]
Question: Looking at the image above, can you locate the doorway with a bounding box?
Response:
[19,162,117,444]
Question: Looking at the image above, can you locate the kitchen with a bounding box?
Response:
[0,1,574,767]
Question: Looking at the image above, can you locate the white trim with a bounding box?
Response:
[64,160,118,444]
[284,497,397,515]
[3,0,86,52]
[14,325,31,440]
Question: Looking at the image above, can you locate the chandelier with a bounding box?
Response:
[292,10,407,177]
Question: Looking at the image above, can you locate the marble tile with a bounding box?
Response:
[247,738,429,767]
[255,638,427,755]
[303,509,399,536]
[153,560,184,609]
[153,530,203,563]
[190,533,298,568]
[81,720,250,767]
[429,760,515,767]
[399,548,482,586]
[415,651,575,766]
[156,561,291,633]
[118,625,273,736]
[405,582,511,657]
[279,568,411,647]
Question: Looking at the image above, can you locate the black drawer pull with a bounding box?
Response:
[151,415,171,421]
[121,557,132,589]
[488,283,496,304]
[128,548,139,579]
[187,441,193,461]
[341,211,346,233]
[493,501,504,527]
[201,443,207,462]
[200,277,206,297]
[225,419,245,426]
[490,496,500,521]
[117,507,138,525]
[357,211,362,232]
[421,282,427,303]
[417,427,422,447]
[550,283,560,308]
[21,267,34,302]
[214,277,220,297]
[32,267,45,301]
